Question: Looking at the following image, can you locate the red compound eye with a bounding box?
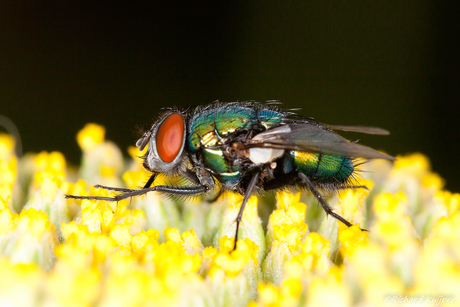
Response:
[156,113,184,163]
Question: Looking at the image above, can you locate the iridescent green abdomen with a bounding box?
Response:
[282,151,354,183]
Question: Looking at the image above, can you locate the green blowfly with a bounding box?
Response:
[66,101,395,249]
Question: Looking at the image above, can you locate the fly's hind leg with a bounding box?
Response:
[297,172,353,228]
[264,171,365,231]
[297,173,367,231]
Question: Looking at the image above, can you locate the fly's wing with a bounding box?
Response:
[246,123,395,160]
[322,124,390,135]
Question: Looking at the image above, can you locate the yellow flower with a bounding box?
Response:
[372,192,419,252]
[282,232,332,282]
[267,191,308,251]
[422,172,445,190]
[0,183,14,208]
[151,240,202,289]
[276,190,302,210]
[254,279,302,307]
[306,266,352,307]
[80,198,117,233]
[434,190,460,216]
[131,228,160,262]
[412,212,460,296]
[393,153,431,177]
[165,227,203,255]
[0,133,15,158]
[338,224,367,258]
[122,170,150,189]
[127,145,147,170]
[2,208,58,270]
[3,121,459,307]
[0,195,11,210]
[347,242,406,302]
[0,156,16,186]
[46,262,101,307]
[0,199,17,222]
[337,179,373,226]
[76,124,124,186]
[0,258,43,306]
[209,236,259,278]
[34,151,66,179]
[58,222,116,267]
[216,193,266,258]
[97,255,157,306]
[76,123,105,151]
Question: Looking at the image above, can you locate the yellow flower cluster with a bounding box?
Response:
[1,124,459,306]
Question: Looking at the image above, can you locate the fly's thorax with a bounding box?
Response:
[187,105,285,153]
[187,107,254,152]
[185,103,287,188]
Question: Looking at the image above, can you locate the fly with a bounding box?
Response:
[66,101,395,249]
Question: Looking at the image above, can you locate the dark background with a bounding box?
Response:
[1,2,459,191]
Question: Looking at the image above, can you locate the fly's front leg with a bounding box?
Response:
[92,174,158,193]
[182,169,201,185]
[65,185,209,201]
[335,184,368,190]
[65,170,214,201]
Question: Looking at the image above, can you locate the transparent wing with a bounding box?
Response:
[322,124,390,135]
[245,123,395,160]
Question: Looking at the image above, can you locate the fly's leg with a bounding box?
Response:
[142,173,157,188]
[205,188,223,203]
[65,172,213,201]
[90,173,158,193]
[335,185,368,190]
[182,169,201,185]
[233,170,260,250]
[264,172,366,231]
[298,173,367,231]
[297,172,353,227]
[65,184,209,202]
[92,185,135,193]
[262,172,297,191]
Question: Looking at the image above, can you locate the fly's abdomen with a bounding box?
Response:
[292,151,354,183]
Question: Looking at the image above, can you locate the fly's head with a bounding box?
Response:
[136,111,187,174]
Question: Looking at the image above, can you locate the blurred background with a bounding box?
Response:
[1,1,458,191]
